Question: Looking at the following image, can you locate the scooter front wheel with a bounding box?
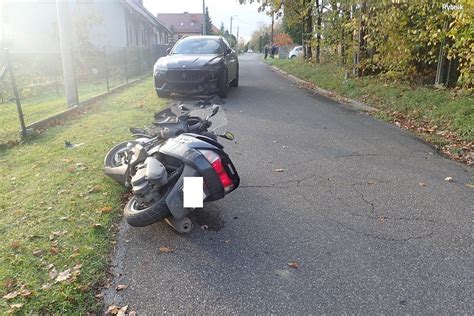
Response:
[104,141,134,168]
[124,193,171,227]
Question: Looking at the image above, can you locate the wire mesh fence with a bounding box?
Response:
[0,45,158,146]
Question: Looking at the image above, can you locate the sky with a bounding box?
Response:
[143,0,271,41]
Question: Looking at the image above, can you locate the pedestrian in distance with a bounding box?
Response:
[271,44,277,59]
[264,45,269,59]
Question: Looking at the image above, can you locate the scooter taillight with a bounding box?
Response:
[200,150,234,193]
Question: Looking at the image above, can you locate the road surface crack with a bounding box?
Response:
[334,220,434,242]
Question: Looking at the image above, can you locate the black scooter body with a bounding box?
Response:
[160,133,240,220]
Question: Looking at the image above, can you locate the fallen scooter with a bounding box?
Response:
[103,104,239,233]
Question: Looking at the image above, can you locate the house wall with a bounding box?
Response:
[1,0,168,53]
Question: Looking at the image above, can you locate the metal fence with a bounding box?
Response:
[0,45,165,145]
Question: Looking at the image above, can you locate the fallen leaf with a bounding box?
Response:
[50,247,59,255]
[106,305,120,315]
[159,246,174,253]
[93,223,102,229]
[224,240,231,244]
[8,303,23,311]
[282,146,288,149]
[98,206,113,213]
[117,305,128,316]
[10,241,20,250]
[274,168,285,172]
[288,261,300,269]
[88,185,101,194]
[419,182,427,186]
[465,184,474,189]
[200,225,209,230]
[2,291,18,300]
[33,249,43,257]
[367,180,377,185]
[19,289,32,297]
[115,284,128,291]
[444,177,453,182]
[66,166,76,173]
[75,162,87,171]
[49,230,67,241]
[41,283,51,290]
[55,269,72,282]
[129,311,137,316]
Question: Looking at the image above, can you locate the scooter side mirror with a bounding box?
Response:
[205,104,220,120]
[219,131,235,140]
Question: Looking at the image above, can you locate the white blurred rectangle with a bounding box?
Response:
[183,177,204,208]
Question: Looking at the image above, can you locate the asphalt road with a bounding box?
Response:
[104,54,473,314]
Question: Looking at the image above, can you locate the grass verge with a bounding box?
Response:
[266,59,473,164]
[0,79,166,314]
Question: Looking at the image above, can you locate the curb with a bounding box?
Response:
[267,64,378,113]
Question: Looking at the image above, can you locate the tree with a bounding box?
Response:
[205,7,214,35]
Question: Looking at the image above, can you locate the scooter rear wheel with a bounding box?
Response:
[124,189,171,227]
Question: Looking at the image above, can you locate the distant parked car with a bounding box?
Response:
[247,48,253,53]
[153,35,239,98]
[289,46,303,59]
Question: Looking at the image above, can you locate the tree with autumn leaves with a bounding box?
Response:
[240,0,473,88]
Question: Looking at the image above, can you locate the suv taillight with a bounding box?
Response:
[200,150,234,193]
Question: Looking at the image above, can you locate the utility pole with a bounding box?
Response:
[270,10,274,45]
[230,16,233,36]
[202,0,206,35]
[236,26,239,47]
[56,0,78,107]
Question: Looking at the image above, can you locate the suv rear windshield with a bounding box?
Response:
[172,38,223,55]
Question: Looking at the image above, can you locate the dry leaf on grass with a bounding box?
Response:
[49,267,58,279]
[98,206,113,213]
[288,261,300,269]
[129,311,137,316]
[41,283,51,290]
[444,177,453,182]
[49,230,67,241]
[274,168,285,172]
[419,182,427,186]
[55,264,81,283]
[367,180,377,185]
[2,291,18,300]
[200,225,209,230]
[465,183,474,189]
[55,269,72,282]
[159,246,174,254]
[115,284,128,291]
[8,303,23,311]
[93,223,102,229]
[33,249,43,257]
